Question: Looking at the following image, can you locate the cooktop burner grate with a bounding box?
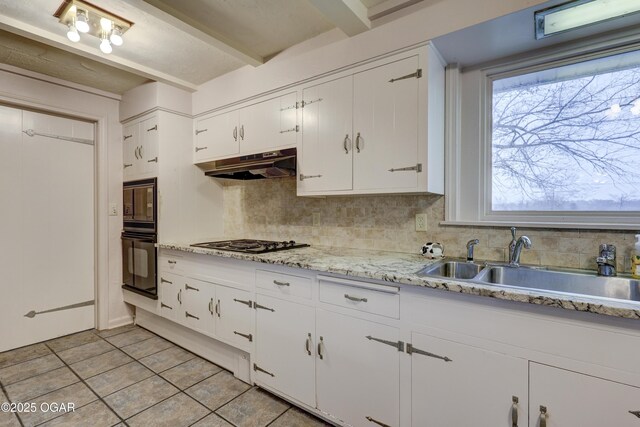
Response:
[190,239,309,254]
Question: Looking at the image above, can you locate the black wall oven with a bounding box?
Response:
[122,178,158,299]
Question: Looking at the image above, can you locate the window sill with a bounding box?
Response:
[440,220,640,231]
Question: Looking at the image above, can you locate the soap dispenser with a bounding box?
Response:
[632,235,640,279]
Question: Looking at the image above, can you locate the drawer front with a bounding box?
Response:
[319,276,399,319]
[159,252,182,273]
[256,270,312,299]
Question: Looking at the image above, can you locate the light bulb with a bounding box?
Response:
[66,24,80,42]
[109,26,123,46]
[100,17,112,32]
[75,10,89,33]
[100,38,112,54]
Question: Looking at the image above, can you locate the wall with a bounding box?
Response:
[223,178,636,273]
[0,63,129,330]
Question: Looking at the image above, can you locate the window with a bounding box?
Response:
[491,50,640,212]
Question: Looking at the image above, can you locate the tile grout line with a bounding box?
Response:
[2,367,81,404]
[264,407,293,427]
[0,380,26,427]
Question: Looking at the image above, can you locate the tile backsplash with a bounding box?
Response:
[222,178,637,272]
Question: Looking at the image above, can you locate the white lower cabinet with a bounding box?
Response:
[254,294,316,407]
[158,272,181,322]
[529,363,640,427]
[316,309,400,427]
[182,277,216,337]
[409,332,528,427]
[215,285,255,349]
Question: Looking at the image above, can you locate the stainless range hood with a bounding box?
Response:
[197,148,296,180]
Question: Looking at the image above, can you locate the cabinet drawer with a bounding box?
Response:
[159,252,182,272]
[319,276,399,319]
[256,270,312,299]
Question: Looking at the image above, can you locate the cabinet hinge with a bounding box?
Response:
[147,125,158,132]
[388,163,422,173]
[280,102,298,111]
[366,416,392,427]
[366,336,404,352]
[253,363,275,377]
[406,343,452,362]
[233,298,253,308]
[254,302,275,312]
[300,98,322,108]
[389,68,422,83]
[234,331,253,342]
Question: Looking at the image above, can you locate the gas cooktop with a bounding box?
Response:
[190,239,309,254]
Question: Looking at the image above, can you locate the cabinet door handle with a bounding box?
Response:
[365,416,391,427]
[343,134,351,154]
[147,125,157,132]
[317,336,324,360]
[208,298,214,315]
[139,145,144,158]
[215,299,220,317]
[195,128,208,135]
[185,311,199,320]
[240,125,244,140]
[167,260,177,264]
[511,396,518,427]
[134,146,140,159]
[233,126,237,141]
[160,277,172,284]
[344,294,368,303]
[147,157,158,163]
[177,289,182,304]
[630,410,640,418]
[234,298,252,308]
[539,405,547,427]
[160,303,172,310]
[234,331,253,342]
[195,146,208,152]
[306,333,312,356]
[124,163,133,168]
[273,280,290,287]
[355,132,362,153]
[185,284,199,292]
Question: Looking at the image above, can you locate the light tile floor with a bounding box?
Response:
[0,325,331,427]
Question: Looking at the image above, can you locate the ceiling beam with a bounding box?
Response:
[368,0,424,21]
[307,0,371,37]
[128,0,264,67]
[0,13,198,92]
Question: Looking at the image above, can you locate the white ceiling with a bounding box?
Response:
[0,0,425,94]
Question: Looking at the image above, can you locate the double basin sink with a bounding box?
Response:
[418,260,640,303]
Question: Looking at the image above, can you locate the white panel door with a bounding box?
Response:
[316,309,400,427]
[410,332,528,427]
[123,122,139,179]
[140,116,159,176]
[182,278,216,337]
[194,110,239,162]
[299,76,353,193]
[238,97,281,155]
[254,295,316,407]
[7,110,95,351]
[279,92,299,148]
[353,56,421,191]
[530,363,640,427]
[158,272,181,322]
[215,285,254,350]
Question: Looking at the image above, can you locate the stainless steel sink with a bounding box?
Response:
[475,266,640,302]
[418,260,486,280]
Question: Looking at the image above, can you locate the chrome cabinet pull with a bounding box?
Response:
[306,333,312,356]
[195,128,208,135]
[630,410,640,418]
[273,280,290,287]
[123,134,133,140]
[138,145,144,158]
[195,146,208,153]
[234,298,252,308]
[253,363,274,377]
[167,260,177,264]
[343,134,351,154]
[511,396,519,427]
[185,311,199,320]
[160,302,172,310]
[299,174,322,181]
[208,298,214,315]
[239,125,244,140]
[177,289,182,304]
[147,157,158,163]
[406,343,452,362]
[389,163,422,173]
[344,294,368,303]
[233,126,237,141]
[254,303,275,312]
[539,406,547,427]
[234,331,253,342]
[355,132,362,152]
[365,416,391,427]
[317,336,324,360]
[185,284,199,292]
[388,68,422,83]
[147,125,157,132]
[160,277,172,284]
[134,146,140,159]
[215,299,220,317]
[123,163,133,168]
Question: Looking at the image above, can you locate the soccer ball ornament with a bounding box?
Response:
[421,242,444,259]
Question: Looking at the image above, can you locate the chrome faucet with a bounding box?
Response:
[466,239,480,262]
[509,234,531,267]
[508,227,517,263]
[596,244,616,277]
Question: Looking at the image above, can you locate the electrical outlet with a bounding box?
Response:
[415,213,428,231]
[109,203,118,216]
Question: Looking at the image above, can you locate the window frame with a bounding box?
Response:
[446,39,640,230]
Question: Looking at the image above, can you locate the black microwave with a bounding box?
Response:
[123,178,157,233]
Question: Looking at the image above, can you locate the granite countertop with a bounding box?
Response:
[158,242,640,320]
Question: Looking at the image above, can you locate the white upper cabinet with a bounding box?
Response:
[123,114,159,181]
[298,44,444,196]
[193,92,298,163]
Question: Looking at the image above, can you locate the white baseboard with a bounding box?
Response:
[105,314,134,331]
